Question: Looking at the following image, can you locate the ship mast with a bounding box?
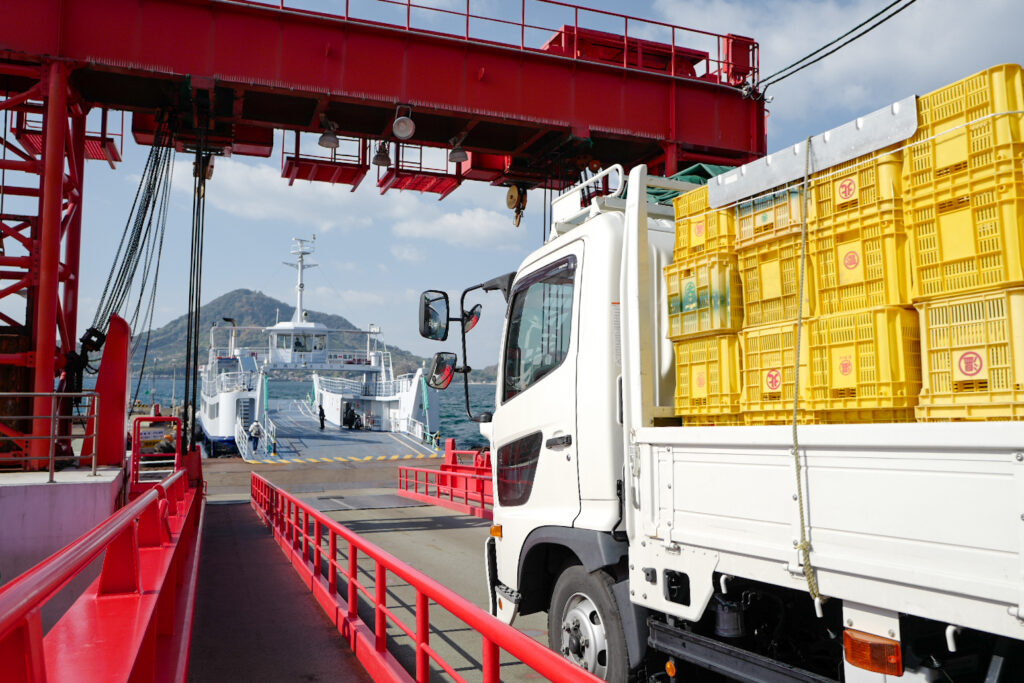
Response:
[283,236,318,323]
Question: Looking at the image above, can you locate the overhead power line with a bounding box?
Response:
[757,0,919,93]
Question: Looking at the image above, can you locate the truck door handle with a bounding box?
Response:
[546,434,572,449]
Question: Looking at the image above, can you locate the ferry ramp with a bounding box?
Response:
[253,399,438,465]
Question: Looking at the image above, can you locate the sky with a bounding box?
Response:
[34,0,1024,367]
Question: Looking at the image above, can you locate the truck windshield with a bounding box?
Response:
[502,256,576,402]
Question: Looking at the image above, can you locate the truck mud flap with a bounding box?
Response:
[648,619,837,683]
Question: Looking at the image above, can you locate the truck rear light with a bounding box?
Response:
[490,525,502,538]
[843,629,902,676]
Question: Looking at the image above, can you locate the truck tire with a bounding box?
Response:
[548,565,630,682]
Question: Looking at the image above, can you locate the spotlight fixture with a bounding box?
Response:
[372,141,392,167]
[318,115,340,149]
[392,105,415,140]
[448,132,468,164]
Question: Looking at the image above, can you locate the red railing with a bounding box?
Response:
[251,473,598,683]
[397,439,493,519]
[0,467,204,682]
[246,0,757,84]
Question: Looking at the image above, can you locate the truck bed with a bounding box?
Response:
[628,421,1023,640]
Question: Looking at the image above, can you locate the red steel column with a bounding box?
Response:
[30,62,68,466]
[62,111,86,351]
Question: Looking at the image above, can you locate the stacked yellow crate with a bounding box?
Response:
[804,148,920,423]
[904,64,1024,420]
[666,185,744,425]
[734,185,819,423]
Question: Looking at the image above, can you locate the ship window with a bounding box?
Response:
[313,334,326,351]
[276,334,290,349]
[293,335,308,352]
[502,256,576,402]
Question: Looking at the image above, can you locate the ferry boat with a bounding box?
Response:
[197,237,439,456]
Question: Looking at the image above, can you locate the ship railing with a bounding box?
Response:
[0,466,203,682]
[0,391,100,480]
[317,375,363,395]
[324,351,374,366]
[235,416,254,461]
[250,473,601,683]
[217,371,258,393]
[263,415,278,456]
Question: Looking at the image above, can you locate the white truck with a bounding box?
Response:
[417,109,1023,682]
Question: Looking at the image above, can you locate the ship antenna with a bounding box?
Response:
[282,236,318,323]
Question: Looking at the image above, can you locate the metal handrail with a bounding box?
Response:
[397,465,493,519]
[251,473,600,682]
[258,0,754,82]
[0,390,100,480]
[0,468,185,638]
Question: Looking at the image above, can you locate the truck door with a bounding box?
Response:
[491,248,582,532]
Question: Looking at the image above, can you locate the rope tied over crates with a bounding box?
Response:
[792,134,824,616]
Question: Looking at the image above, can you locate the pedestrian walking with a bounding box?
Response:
[248,420,262,450]
[318,404,326,430]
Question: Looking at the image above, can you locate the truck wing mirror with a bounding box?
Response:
[462,304,482,333]
[427,352,458,390]
[419,290,449,341]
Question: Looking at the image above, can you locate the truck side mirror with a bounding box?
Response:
[419,290,449,341]
[462,304,482,333]
[427,352,458,390]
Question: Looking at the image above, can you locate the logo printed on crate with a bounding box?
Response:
[836,177,857,202]
[764,369,782,391]
[839,357,853,375]
[690,219,706,248]
[692,368,708,398]
[837,240,865,286]
[682,279,699,313]
[957,351,984,377]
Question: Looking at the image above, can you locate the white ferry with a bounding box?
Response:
[197,237,439,456]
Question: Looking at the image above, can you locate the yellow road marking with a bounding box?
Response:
[333,457,347,462]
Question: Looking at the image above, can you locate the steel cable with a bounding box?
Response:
[758,0,919,93]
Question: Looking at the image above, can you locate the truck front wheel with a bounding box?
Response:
[548,565,629,681]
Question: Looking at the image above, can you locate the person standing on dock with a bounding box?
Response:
[318,404,326,430]
[248,421,262,452]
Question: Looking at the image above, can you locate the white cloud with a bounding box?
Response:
[393,207,528,249]
[391,243,424,262]
[172,157,365,232]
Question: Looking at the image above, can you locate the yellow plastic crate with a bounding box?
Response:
[915,287,1024,420]
[905,155,1024,300]
[813,148,902,222]
[672,185,735,261]
[905,64,1024,190]
[743,410,821,425]
[816,408,916,424]
[673,335,741,417]
[665,258,743,340]
[902,64,1024,299]
[809,307,921,411]
[739,321,812,414]
[736,185,813,249]
[741,408,915,425]
[737,233,814,326]
[682,414,744,426]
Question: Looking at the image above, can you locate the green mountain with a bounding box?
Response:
[131,288,429,375]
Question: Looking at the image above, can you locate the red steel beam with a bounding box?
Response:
[0,0,765,166]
